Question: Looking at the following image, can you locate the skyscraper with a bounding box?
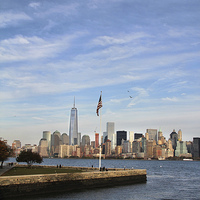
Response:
[107,122,115,140]
[82,135,90,146]
[116,130,127,146]
[38,138,48,157]
[134,133,143,141]
[95,133,99,148]
[193,137,200,158]
[61,133,69,145]
[175,141,188,157]
[69,97,78,145]
[170,129,178,154]
[146,129,157,142]
[51,130,61,156]
[105,139,111,156]
[43,131,51,154]
[107,122,116,150]
[178,129,182,141]
[77,132,81,146]
[129,131,134,143]
[158,129,163,141]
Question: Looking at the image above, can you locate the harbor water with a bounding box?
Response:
[7,158,200,200]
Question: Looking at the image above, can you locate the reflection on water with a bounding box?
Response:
[7,158,200,200]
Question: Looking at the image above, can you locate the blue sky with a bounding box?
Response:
[0,0,200,146]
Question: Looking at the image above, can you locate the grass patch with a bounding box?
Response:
[2,166,84,176]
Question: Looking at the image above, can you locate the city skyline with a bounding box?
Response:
[2,124,194,147]
[1,0,200,145]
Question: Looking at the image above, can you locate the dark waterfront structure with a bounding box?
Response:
[193,137,200,158]
[116,130,127,146]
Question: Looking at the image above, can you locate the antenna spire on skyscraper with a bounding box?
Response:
[73,96,75,108]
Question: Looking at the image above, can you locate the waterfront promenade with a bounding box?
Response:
[0,165,146,198]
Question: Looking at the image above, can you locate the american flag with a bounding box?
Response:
[96,93,102,116]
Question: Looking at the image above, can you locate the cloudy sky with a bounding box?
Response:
[0,0,200,146]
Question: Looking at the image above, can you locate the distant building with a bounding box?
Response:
[69,98,78,145]
[51,130,61,156]
[91,141,95,148]
[145,132,149,140]
[123,140,131,153]
[170,129,178,155]
[153,145,162,159]
[77,132,81,146]
[106,122,116,150]
[82,135,90,146]
[95,133,99,148]
[141,137,147,154]
[38,138,48,157]
[186,141,193,154]
[134,133,143,141]
[43,131,51,154]
[61,133,69,145]
[132,141,141,153]
[24,144,32,151]
[178,129,182,141]
[129,131,134,143]
[107,122,115,140]
[59,144,70,158]
[12,140,21,156]
[175,141,188,157]
[158,129,163,141]
[105,139,111,156]
[103,132,107,143]
[116,131,127,146]
[13,140,21,148]
[115,146,122,155]
[101,136,103,145]
[146,129,157,142]
[146,140,156,158]
[193,137,200,158]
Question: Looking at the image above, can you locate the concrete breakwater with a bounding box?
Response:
[0,166,146,198]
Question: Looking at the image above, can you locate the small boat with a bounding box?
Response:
[158,157,165,160]
[183,158,193,161]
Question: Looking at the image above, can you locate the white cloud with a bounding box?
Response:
[32,117,45,121]
[93,32,150,46]
[0,33,83,62]
[110,98,128,103]
[161,97,179,102]
[0,12,32,28]
[35,3,79,18]
[29,2,41,9]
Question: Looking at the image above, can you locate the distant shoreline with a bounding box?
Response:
[8,156,200,162]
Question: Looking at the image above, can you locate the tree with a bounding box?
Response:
[0,140,10,168]
[16,150,43,167]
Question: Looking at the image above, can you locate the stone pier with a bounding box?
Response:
[0,166,146,198]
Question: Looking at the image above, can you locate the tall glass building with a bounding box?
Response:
[107,122,115,140]
[69,98,78,145]
[107,122,116,150]
[43,131,51,155]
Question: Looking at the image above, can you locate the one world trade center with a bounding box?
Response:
[69,97,78,145]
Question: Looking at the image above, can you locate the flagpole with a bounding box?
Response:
[99,91,102,170]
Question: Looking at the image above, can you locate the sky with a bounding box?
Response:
[0,0,200,146]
